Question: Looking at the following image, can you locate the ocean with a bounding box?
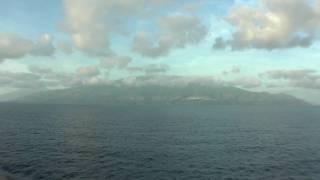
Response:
[0,103,320,179]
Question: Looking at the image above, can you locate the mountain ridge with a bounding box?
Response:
[13,84,307,105]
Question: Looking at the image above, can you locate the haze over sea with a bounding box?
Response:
[0,103,320,180]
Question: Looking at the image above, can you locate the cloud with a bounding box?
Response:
[144,64,170,74]
[2,65,260,91]
[1,65,105,90]
[212,37,226,49]
[0,33,33,61]
[214,0,320,50]
[62,0,111,56]
[125,65,259,89]
[31,34,55,56]
[120,73,262,89]
[263,69,317,80]
[228,78,261,88]
[0,33,55,62]
[126,67,144,74]
[0,71,44,89]
[263,69,320,89]
[62,0,179,57]
[126,64,170,75]
[222,66,241,75]
[121,75,219,87]
[132,14,208,58]
[76,66,100,77]
[58,42,73,54]
[29,66,75,86]
[100,55,132,70]
[29,66,53,75]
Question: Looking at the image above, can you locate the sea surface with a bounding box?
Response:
[0,103,320,180]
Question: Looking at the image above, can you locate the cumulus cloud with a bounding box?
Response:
[0,33,55,62]
[0,33,33,61]
[62,0,180,57]
[214,0,320,50]
[100,55,132,70]
[133,14,208,57]
[263,69,320,89]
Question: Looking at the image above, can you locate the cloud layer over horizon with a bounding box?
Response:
[1,0,320,103]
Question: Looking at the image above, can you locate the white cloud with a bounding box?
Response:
[62,0,206,58]
[62,0,179,57]
[0,33,55,62]
[133,14,208,58]
[0,33,33,61]
[214,0,320,50]
[263,69,320,89]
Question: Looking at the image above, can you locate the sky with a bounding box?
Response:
[1,0,320,103]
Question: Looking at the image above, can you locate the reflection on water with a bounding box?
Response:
[0,103,320,179]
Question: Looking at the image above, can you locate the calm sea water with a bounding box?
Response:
[0,103,320,180]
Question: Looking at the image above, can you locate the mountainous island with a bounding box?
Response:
[10,84,307,105]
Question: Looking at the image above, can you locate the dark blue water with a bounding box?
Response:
[0,103,320,180]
